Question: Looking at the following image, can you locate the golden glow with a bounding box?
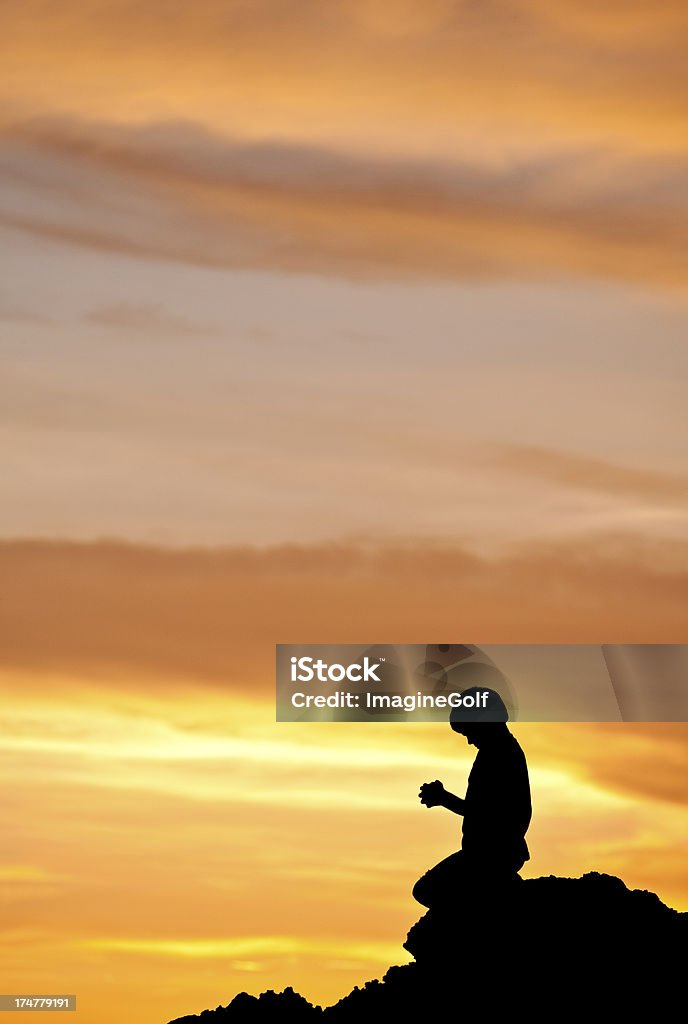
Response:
[79,936,404,964]
[1,641,687,1023]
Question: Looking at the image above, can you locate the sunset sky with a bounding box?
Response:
[1,3,687,1023]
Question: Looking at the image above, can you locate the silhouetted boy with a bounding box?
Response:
[413,687,531,909]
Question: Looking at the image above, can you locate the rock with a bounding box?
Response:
[168,986,322,1023]
[167,873,686,1022]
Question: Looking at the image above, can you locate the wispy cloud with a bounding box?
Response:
[0,865,60,883]
[77,934,404,964]
[485,443,688,503]
[84,303,215,336]
[2,1,687,153]
[2,118,688,288]
[1,538,687,698]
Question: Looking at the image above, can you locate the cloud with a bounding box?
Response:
[0,865,59,883]
[521,723,688,809]
[513,0,688,44]
[3,3,687,106]
[1,117,688,288]
[0,302,52,325]
[84,302,215,336]
[0,536,686,693]
[77,934,403,964]
[485,443,688,503]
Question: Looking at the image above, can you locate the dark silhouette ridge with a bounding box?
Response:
[167,872,687,1022]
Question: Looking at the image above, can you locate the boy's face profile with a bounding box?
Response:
[451,721,506,747]
[451,722,481,746]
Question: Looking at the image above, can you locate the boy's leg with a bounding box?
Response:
[412,851,466,908]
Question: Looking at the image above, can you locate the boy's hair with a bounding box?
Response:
[450,686,509,725]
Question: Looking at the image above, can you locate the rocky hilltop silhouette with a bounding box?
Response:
[167,872,686,1021]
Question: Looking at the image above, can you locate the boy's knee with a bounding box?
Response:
[412,874,431,907]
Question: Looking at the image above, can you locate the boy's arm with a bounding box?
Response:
[419,780,466,816]
[441,791,466,816]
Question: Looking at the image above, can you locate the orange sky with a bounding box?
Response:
[1,543,687,1023]
[1,3,687,1023]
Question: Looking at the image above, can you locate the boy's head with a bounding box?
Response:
[450,687,509,746]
